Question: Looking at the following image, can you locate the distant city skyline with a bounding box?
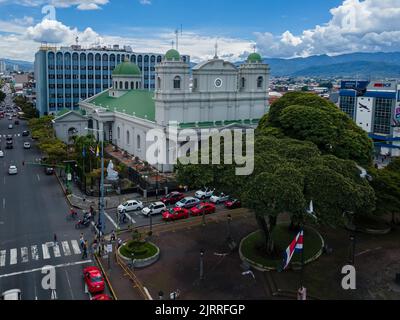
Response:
[0,0,400,62]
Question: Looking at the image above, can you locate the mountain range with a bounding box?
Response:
[0,58,34,72]
[238,52,400,78]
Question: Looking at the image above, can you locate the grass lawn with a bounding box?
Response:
[241,224,323,269]
[119,241,158,260]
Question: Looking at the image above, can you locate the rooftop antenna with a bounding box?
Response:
[75,36,79,46]
[171,40,175,49]
[253,44,257,53]
[214,41,219,59]
[175,29,179,50]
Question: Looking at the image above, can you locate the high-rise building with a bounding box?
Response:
[0,60,6,73]
[34,45,190,115]
[338,80,400,156]
[13,64,19,72]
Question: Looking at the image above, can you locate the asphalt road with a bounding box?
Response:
[0,88,98,300]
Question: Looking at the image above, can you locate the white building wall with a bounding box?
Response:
[356,97,374,133]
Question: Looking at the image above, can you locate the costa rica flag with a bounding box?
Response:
[282,230,304,270]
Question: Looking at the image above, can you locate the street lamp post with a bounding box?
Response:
[227,214,232,241]
[199,249,205,281]
[86,127,105,235]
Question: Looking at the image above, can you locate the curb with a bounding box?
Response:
[94,253,118,301]
[239,224,325,272]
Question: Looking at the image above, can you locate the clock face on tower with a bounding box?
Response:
[214,78,223,88]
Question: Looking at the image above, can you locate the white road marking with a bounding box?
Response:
[53,242,61,258]
[0,250,6,267]
[21,247,29,263]
[2,198,5,209]
[71,240,81,255]
[61,241,71,256]
[31,245,39,260]
[124,212,136,224]
[65,269,75,300]
[104,211,119,229]
[42,244,50,259]
[10,248,17,265]
[0,260,93,279]
[37,174,40,182]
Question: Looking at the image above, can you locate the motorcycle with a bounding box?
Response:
[75,218,91,229]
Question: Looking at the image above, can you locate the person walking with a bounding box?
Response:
[82,241,88,259]
[53,233,58,244]
[79,233,85,249]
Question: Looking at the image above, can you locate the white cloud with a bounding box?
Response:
[0,0,108,10]
[139,0,151,4]
[256,0,400,58]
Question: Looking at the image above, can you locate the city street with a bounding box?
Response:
[0,90,96,300]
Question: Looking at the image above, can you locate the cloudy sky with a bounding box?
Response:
[0,0,399,62]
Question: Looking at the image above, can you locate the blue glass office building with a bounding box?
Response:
[34,45,190,115]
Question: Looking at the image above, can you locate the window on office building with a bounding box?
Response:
[339,96,356,119]
[373,98,393,135]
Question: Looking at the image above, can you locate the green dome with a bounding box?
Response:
[165,49,181,61]
[247,52,262,63]
[112,61,141,76]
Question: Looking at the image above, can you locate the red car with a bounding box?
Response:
[160,192,185,205]
[224,198,242,209]
[162,207,189,221]
[91,294,112,301]
[190,202,216,216]
[83,266,105,294]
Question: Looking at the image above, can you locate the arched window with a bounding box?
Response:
[257,76,263,88]
[126,131,130,145]
[157,56,162,63]
[136,82,139,89]
[131,82,134,90]
[174,76,181,89]
[157,77,161,89]
[125,82,129,90]
[137,135,141,149]
[119,81,123,89]
[241,77,246,89]
[117,127,121,140]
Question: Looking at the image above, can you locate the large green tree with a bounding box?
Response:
[258,92,373,166]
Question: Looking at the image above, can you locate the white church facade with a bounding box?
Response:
[54,49,270,172]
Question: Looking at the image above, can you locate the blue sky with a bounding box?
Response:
[0,0,399,62]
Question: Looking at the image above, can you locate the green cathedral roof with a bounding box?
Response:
[247,52,262,63]
[112,61,141,76]
[165,49,181,61]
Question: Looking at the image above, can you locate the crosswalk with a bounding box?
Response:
[0,240,82,268]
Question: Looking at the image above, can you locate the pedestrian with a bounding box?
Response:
[53,233,57,244]
[111,230,116,242]
[80,234,85,249]
[82,242,88,259]
[117,238,122,249]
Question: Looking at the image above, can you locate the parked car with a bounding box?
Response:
[83,266,105,294]
[224,198,242,209]
[195,187,215,200]
[8,165,17,175]
[6,141,13,149]
[190,202,216,216]
[160,191,185,205]
[1,289,21,300]
[8,124,13,129]
[14,120,19,125]
[0,150,3,158]
[23,142,31,149]
[22,130,29,137]
[118,200,143,213]
[141,202,167,216]
[91,294,112,301]
[44,167,55,175]
[210,192,230,204]
[162,207,189,221]
[175,197,200,209]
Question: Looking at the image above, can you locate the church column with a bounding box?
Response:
[98,121,104,142]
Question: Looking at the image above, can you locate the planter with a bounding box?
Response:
[117,242,160,269]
